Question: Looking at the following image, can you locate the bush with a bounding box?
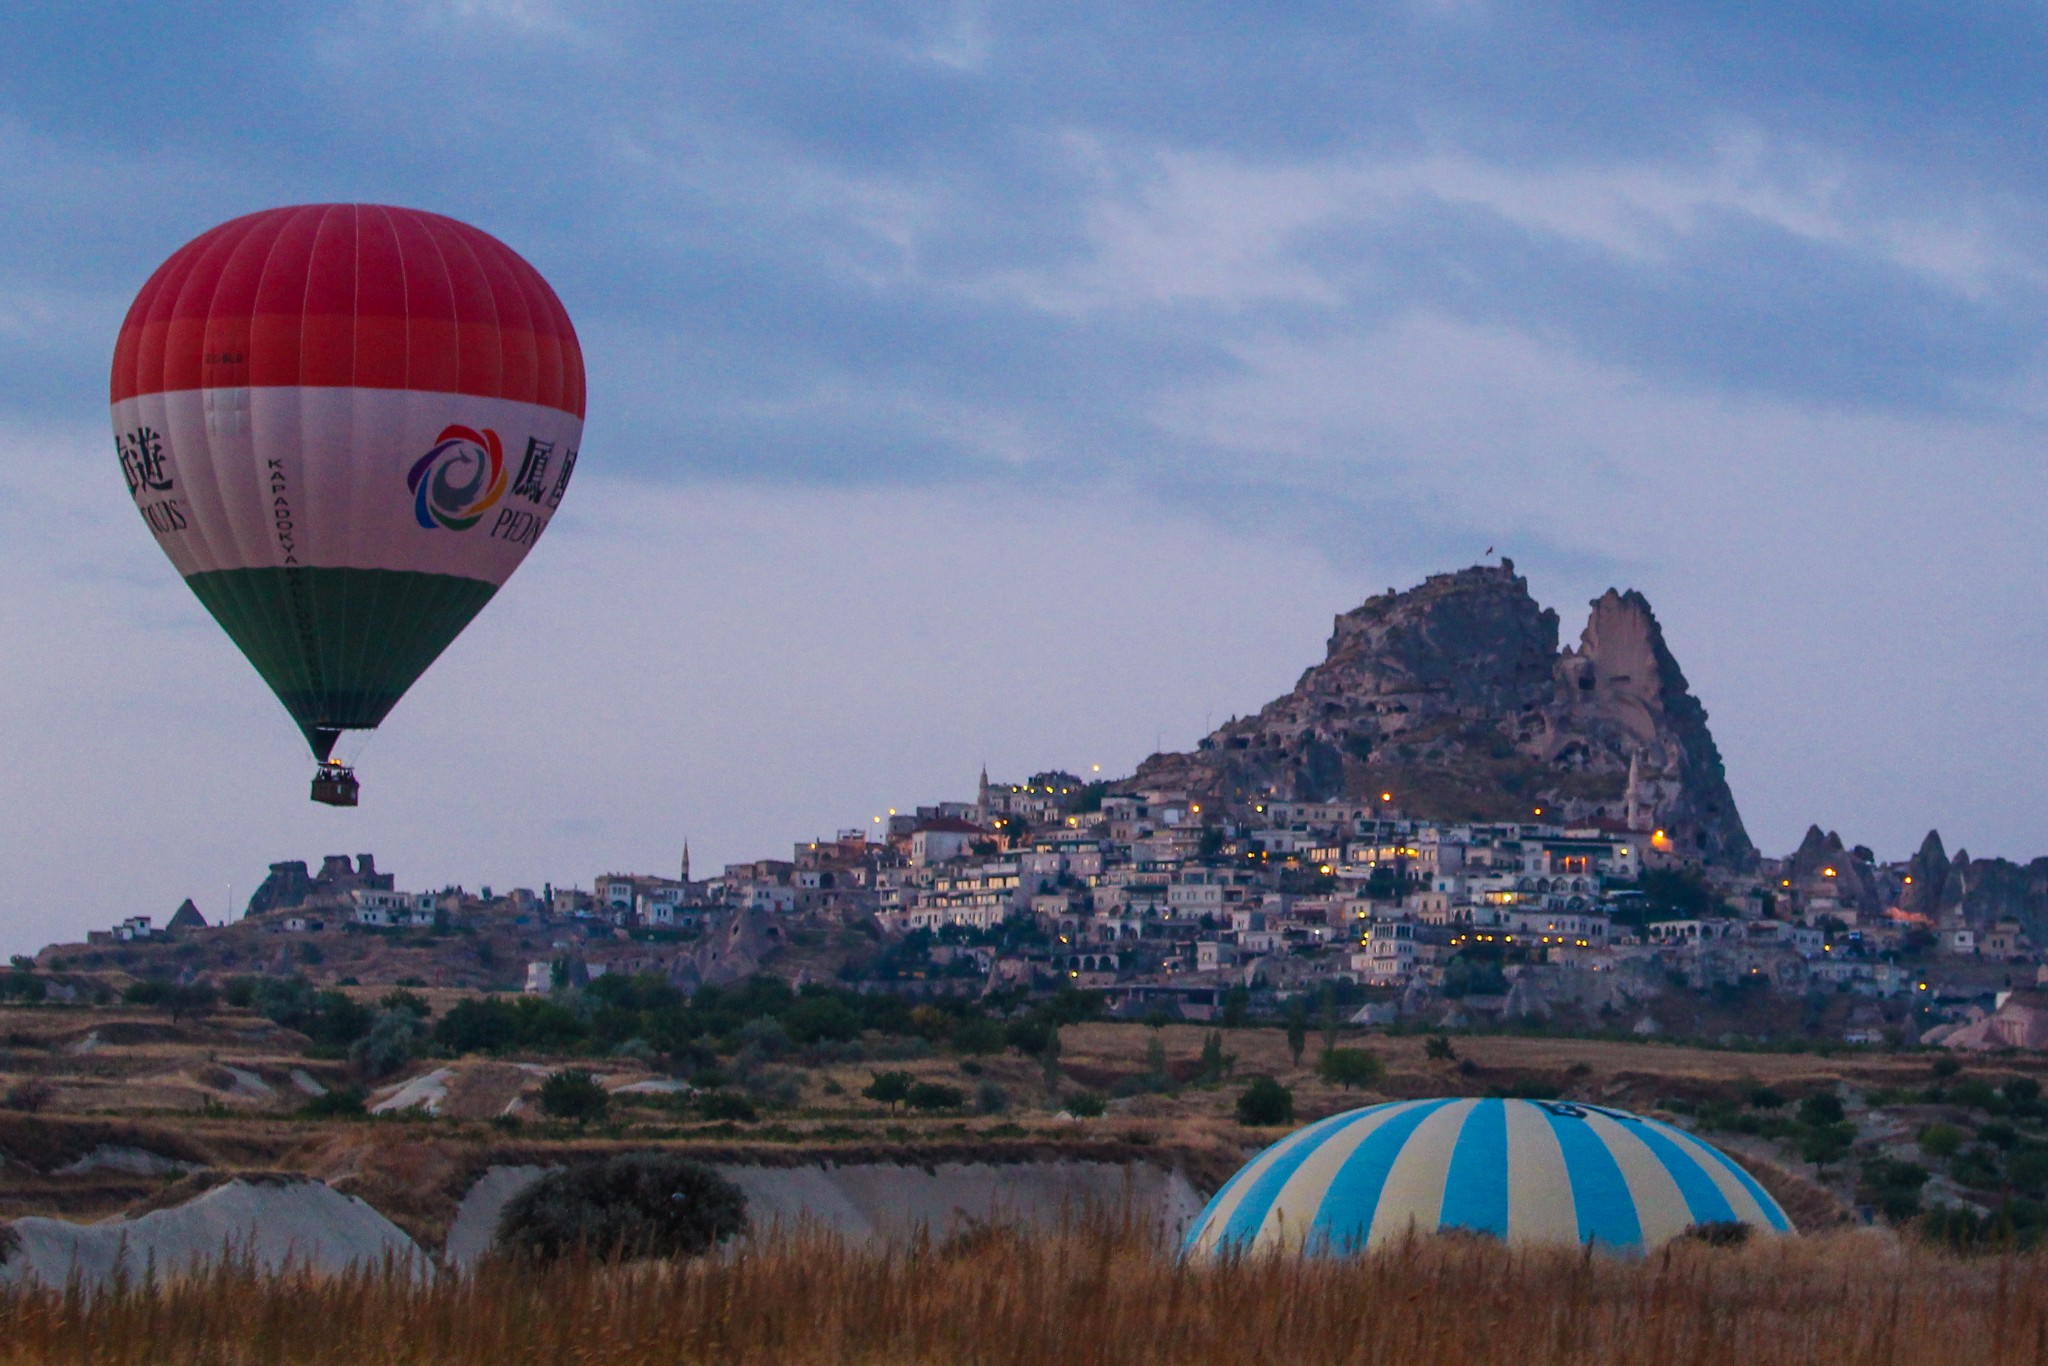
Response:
[1236,1076,1294,1127]
[494,1154,747,1264]
[1980,1121,2020,1150]
[1858,1156,1930,1223]
[122,980,170,1005]
[1952,1145,2004,1190]
[0,972,46,1004]
[975,1080,1010,1115]
[1949,1079,2002,1112]
[737,1016,792,1060]
[1063,1090,1107,1118]
[1920,1199,2048,1253]
[538,1069,611,1125]
[1317,1048,1385,1091]
[2008,1146,2048,1199]
[698,1091,759,1123]
[1919,1123,1967,1160]
[299,1088,368,1119]
[906,1081,965,1112]
[1747,1086,1786,1110]
[378,989,430,1018]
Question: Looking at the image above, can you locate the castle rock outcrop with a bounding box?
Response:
[1127,561,1755,867]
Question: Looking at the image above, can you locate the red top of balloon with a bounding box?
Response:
[110,204,585,419]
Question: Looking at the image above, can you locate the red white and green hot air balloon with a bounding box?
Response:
[110,204,585,804]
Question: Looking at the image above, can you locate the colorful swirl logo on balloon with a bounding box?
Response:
[407,425,507,530]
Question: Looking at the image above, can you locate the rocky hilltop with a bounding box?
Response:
[1128,561,1755,868]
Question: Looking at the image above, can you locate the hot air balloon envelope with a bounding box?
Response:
[110,204,585,787]
[1182,1098,1793,1258]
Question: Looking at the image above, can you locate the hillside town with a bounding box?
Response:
[41,562,2048,1052]
[50,759,2048,1051]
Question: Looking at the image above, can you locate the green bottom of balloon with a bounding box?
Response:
[184,566,499,757]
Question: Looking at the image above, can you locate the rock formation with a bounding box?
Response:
[1786,827,1885,921]
[1126,561,1755,867]
[244,854,394,917]
[1897,828,2048,945]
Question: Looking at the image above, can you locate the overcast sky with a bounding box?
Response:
[5,2,2048,953]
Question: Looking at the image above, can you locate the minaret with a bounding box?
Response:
[680,841,691,886]
[1624,752,1643,831]
[978,765,991,820]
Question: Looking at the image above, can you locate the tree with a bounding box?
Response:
[1144,1030,1171,1091]
[1236,1076,1294,1127]
[949,1016,1005,1056]
[1800,1122,1854,1174]
[3,1079,55,1113]
[1424,1035,1458,1063]
[1318,990,1340,1057]
[1220,987,1250,1030]
[538,1068,611,1126]
[863,1070,914,1112]
[349,1007,422,1081]
[161,982,218,1022]
[1040,1025,1063,1094]
[1004,1013,1053,1057]
[495,1154,747,1264]
[1317,1047,1385,1091]
[1285,1004,1308,1069]
[1198,1030,1227,1086]
[1798,1092,1846,1127]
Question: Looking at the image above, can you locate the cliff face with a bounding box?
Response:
[1128,561,1756,868]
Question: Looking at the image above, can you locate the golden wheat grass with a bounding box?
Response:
[2,1218,2045,1366]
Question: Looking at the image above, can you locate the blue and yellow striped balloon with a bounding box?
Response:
[1183,1098,1792,1258]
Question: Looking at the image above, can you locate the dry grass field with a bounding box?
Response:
[2,1219,2043,1366]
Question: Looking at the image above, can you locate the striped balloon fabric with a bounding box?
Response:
[1184,1098,1792,1259]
